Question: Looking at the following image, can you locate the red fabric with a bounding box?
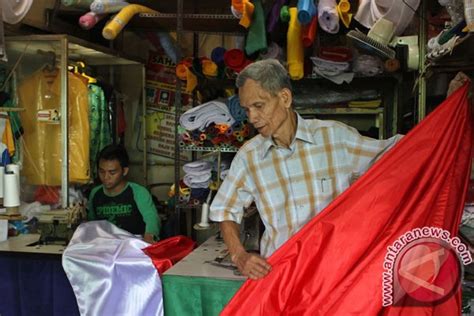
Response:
[142,235,196,275]
[34,186,60,205]
[221,84,472,316]
[223,49,252,73]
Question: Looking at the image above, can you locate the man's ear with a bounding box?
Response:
[122,167,129,177]
[280,88,292,108]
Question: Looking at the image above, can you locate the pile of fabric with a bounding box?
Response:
[179,97,252,150]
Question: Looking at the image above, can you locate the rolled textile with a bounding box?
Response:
[227,95,248,122]
[354,0,420,36]
[267,0,287,33]
[183,160,213,174]
[2,0,33,24]
[318,0,340,34]
[79,11,106,30]
[190,188,210,201]
[297,0,317,25]
[183,171,212,189]
[90,0,128,14]
[224,49,251,73]
[302,15,318,47]
[62,0,94,8]
[287,7,304,80]
[238,0,255,28]
[245,0,267,55]
[179,100,235,131]
[211,47,226,65]
[280,5,290,22]
[102,4,157,40]
[201,58,218,77]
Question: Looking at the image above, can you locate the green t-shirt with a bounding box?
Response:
[87,182,160,238]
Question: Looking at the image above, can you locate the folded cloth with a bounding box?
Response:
[62,221,163,316]
[183,160,212,174]
[318,0,340,34]
[227,95,248,122]
[224,48,251,73]
[180,100,235,131]
[183,170,212,189]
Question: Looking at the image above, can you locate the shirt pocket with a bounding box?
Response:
[315,176,335,210]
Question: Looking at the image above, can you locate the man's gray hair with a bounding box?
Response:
[236,59,292,96]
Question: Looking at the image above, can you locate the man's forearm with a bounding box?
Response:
[220,221,245,258]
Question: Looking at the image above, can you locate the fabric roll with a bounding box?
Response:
[224,49,251,73]
[90,0,128,14]
[227,95,248,122]
[79,11,106,30]
[238,0,255,28]
[297,0,317,25]
[354,0,420,36]
[183,171,212,189]
[201,58,218,77]
[62,0,94,8]
[211,47,226,65]
[63,221,164,316]
[245,0,267,55]
[102,4,157,40]
[267,0,287,33]
[318,0,340,34]
[183,160,212,174]
[287,7,304,80]
[302,15,318,47]
[180,101,235,131]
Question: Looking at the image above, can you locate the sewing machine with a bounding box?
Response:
[37,206,85,245]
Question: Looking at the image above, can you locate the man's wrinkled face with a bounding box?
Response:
[98,159,128,194]
[239,79,291,138]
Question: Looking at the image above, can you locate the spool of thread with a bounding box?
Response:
[6,164,20,192]
[0,166,4,199]
[3,173,20,207]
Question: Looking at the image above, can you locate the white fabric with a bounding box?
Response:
[354,0,420,36]
[318,0,340,34]
[180,100,235,131]
[62,221,163,316]
[183,170,212,188]
[1,0,33,24]
[183,160,212,174]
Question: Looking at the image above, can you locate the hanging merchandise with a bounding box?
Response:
[223,49,252,73]
[297,0,317,25]
[79,11,106,30]
[318,0,340,34]
[354,0,421,36]
[18,68,90,186]
[102,4,157,40]
[287,7,304,80]
[245,0,267,55]
[231,0,255,28]
[302,15,318,47]
[90,0,129,14]
[337,0,352,28]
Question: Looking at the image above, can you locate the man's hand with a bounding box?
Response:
[447,72,470,96]
[143,233,154,243]
[232,250,272,280]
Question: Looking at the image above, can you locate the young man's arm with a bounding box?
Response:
[132,183,161,242]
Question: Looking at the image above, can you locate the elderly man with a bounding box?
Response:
[209,59,402,279]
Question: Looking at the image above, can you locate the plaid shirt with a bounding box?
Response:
[210,114,401,257]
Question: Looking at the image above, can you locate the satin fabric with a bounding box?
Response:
[221,84,471,315]
[62,221,163,316]
[143,236,196,275]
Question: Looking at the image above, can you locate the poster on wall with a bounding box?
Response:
[145,110,190,160]
[146,50,192,111]
[145,50,192,159]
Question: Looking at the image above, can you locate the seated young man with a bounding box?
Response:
[87,144,160,243]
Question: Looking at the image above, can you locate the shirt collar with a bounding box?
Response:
[260,113,316,159]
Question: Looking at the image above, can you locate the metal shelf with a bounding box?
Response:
[180,145,240,152]
[297,107,384,115]
[130,13,245,35]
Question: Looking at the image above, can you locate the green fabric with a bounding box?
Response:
[245,0,267,55]
[162,275,244,316]
[88,84,112,179]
